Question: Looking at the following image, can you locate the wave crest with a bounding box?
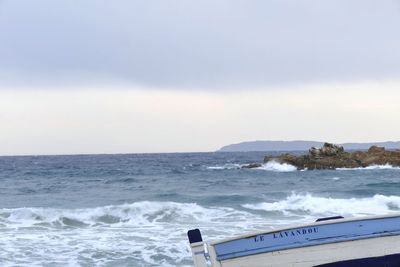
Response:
[243,193,400,217]
[256,161,297,172]
[0,201,252,229]
[337,164,400,171]
[206,163,242,170]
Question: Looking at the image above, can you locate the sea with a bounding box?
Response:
[0,152,399,266]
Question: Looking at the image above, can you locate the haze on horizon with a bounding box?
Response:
[0,0,399,155]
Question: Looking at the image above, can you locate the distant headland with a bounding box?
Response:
[218,140,400,152]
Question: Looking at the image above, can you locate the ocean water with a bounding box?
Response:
[0,152,400,266]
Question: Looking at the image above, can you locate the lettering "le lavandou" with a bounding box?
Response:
[253,227,319,242]
[273,227,318,239]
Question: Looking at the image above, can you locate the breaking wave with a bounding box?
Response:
[0,201,269,267]
[206,163,242,170]
[243,193,400,217]
[337,164,400,171]
[0,202,261,266]
[256,161,297,172]
[2,197,400,266]
[0,201,255,229]
[206,161,298,172]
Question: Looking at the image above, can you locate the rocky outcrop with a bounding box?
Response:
[241,163,262,169]
[262,143,400,170]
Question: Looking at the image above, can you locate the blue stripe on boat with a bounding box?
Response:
[315,253,400,267]
[214,216,400,261]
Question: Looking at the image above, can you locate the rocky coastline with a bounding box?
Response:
[242,143,400,170]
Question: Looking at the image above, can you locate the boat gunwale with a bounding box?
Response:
[208,213,400,246]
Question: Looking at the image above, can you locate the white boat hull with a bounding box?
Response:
[188,214,400,267]
[212,235,400,267]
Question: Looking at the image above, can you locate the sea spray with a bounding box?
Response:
[256,161,297,172]
[243,193,400,216]
[337,164,400,171]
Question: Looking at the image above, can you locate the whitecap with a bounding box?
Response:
[242,193,400,217]
[256,161,297,172]
[0,202,263,266]
[0,201,257,229]
[336,163,400,171]
[206,163,242,170]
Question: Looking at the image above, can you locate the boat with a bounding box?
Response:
[187,214,400,266]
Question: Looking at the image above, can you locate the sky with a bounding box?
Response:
[0,0,399,155]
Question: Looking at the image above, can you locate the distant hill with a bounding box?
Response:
[217,140,400,152]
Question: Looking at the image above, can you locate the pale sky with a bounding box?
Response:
[0,0,399,155]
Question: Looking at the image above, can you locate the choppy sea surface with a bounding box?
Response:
[0,152,400,266]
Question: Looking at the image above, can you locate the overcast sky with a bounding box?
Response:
[0,0,399,155]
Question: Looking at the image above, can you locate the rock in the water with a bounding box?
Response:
[309,143,344,158]
[241,163,262,169]
[264,142,400,170]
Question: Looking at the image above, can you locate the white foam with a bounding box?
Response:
[2,195,399,266]
[243,193,400,217]
[206,163,242,170]
[256,161,297,172]
[0,201,255,228]
[337,164,400,171]
[0,201,276,266]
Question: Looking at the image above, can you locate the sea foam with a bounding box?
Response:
[0,202,257,267]
[0,201,254,228]
[207,161,298,172]
[243,193,400,217]
[206,163,242,170]
[337,164,400,171]
[256,161,297,172]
